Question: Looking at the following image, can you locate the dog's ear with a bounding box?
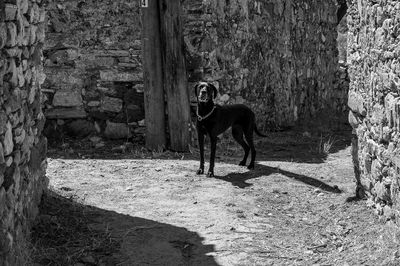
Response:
[208,83,218,99]
[194,83,200,97]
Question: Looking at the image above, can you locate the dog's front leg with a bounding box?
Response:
[196,130,205,175]
[207,136,217,177]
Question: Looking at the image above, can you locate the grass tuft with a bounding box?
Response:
[318,135,335,156]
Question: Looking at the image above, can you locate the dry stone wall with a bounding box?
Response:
[42,0,145,141]
[348,0,400,219]
[348,0,400,220]
[0,0,48,264]
[42,0,348,141]
[183,0,348,129]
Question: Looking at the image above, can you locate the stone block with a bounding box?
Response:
[370,103,385,125]
[22,26,30,46]
[0,187,6,212]
[5,47,22,57]
[6,22,17,47]
[6,58,18,87]
[391,154,400,169]
[100,96,123,113]
[44,33,80,50]
[13,150,20,165]
[5,156,12,167]
[3,122,13,156]
[16,14,25,46]
[93,49,130,57]
[0,23,7,49]
[384,93,399,128]
[12,164,20,193]
[4,88,22,113]
[48,49,79,64]
[348,90,366,116]
[52,89,83,107]
[0,111,7,135]
[36,22,45,43]
[39,9,46,23]
[19,0,29,14]
[0,143,5,164]
[28,24,37,45]
[82,56,115,67]
[104,121,132,139]
[14,128,26,145]
[374,181,391,203]
[87,101,100,107]
[31,46,42,66]
[348,110,360,129]
[29,3,40,23]
[45,107,87,119]
[364,153,372,174]
[5,4,17,21]
[99,70,142,82]
[371,159,383,180]
[17,65,24,87]
[44,67,84,87]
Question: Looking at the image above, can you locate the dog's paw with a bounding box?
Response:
[206,171,214,177]
[247,164,254,170]
[196,168,204,175]
[238,161,246,166]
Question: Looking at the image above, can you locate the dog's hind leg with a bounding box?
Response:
[232,125,250,166]
[244,128,256,169]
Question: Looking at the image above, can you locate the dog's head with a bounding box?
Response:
[194,82,218,103]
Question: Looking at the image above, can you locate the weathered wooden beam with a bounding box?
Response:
[159,0,191,152]
[141,0,167,150]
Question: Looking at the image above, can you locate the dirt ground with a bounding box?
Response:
[31,130,400,266]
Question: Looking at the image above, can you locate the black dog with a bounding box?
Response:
[194,81,267,177]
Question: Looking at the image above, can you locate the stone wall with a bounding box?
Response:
[42,0,145,141]
[347,0,400,220]
[0,0,48,264]
[42,0,348,141]
[183,0,348,130]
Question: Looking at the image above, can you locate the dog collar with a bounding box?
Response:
[197,105,216,121]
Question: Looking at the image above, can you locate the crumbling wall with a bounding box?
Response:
[347,0,400,220]
[42,0,145,141]
[184,0,348,129]
[0,0,48,264]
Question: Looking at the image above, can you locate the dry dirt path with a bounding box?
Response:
[35,132,400,265]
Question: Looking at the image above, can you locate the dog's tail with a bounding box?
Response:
[254,123,267,137]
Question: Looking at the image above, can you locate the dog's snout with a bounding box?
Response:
[199,88,208,97]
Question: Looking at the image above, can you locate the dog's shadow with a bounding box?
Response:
[213,163,341,193]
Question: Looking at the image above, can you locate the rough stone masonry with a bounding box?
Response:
[347,0,400,221]
[183,0,349,130]
[42,0,145,141]
[42,0,349,142]
[0,0,48,264]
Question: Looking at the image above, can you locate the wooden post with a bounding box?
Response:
[141,0,166,150]
[159,0,191,152]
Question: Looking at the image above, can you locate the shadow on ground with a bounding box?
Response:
[214,163,342,193]
[253,129,352,164]
[31,191,218,266]
[47,129,353,165]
